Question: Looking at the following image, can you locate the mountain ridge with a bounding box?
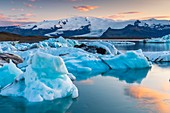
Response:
[0,16,170,38]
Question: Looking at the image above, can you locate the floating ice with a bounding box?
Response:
[101,49,152,69]
[144,34,170,43]
[144,51,170,62]
[0,60,23,88]
[1,52,78,102]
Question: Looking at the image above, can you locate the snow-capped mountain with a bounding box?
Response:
[0,16,170,38]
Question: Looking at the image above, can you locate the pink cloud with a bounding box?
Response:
[25,3,33,8]
[69,0,82,1]
[73,5,99,12]
[21,13,34,17]
[11,8,24,12]
[29,0,37,2]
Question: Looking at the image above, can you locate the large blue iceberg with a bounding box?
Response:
[0,52,78,102]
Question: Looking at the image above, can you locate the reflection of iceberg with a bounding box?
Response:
[103,68,150,84]
[0,96,74,113]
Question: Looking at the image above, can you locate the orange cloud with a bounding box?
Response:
[125,86,170,113]
[0,14,6,20]
[106,14,125,19]
[118,11,142,15]
[73,5,99,12]
[141,16,170,20]
[21,13,34,17]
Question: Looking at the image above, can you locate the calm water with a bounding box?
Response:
[115,42,170,52]
[1,42,170,113]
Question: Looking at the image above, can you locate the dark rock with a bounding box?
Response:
[74,44,107,55]
[0,53,23,66]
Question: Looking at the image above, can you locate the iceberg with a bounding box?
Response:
[74,41,119,55]
[14,47,152,77]
[1,52,78,102]
[101,50,152,69]
[144,34,170,43]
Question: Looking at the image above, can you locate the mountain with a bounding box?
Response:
[0,17,170,38]
[102,20,170,38]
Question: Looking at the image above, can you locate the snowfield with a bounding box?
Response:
[0,36,153,102]
[19,17,170,37]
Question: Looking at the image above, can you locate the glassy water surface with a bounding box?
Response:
[1,42,170,113]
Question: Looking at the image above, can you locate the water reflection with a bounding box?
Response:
[0,96,74,113]
[115,42,170,52]
[125,86,170,113]
[103,68,150,84]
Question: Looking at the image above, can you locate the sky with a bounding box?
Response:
[0,0,170,26]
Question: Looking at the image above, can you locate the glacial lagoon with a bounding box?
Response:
[1,42,170,113]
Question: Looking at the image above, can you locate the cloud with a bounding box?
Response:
[20,13,34,17]
[25,3,33,8]
[73,5,99,12]
[106,14,125,19]
[0,13,35,26]
[118,11,142,15]
[0,20,35,26]
[105,11,142,20]
[11,8,24,12]
[0,14,6,20]
[69,0,82,1]
[29,0,37,2]
[141,16,170,20]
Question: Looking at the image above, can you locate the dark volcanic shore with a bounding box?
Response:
[0,32,48,43]
[0,32,147,43]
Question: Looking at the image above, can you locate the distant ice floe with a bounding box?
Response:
[0,36,152,102]
[144,51,170,62]
[144,34,170,43]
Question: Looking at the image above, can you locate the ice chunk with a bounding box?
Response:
[101,49,152,69]
[0,60,23,88]
[144,34,170,43]
[86,41,118,55]
[1,52,78,102]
